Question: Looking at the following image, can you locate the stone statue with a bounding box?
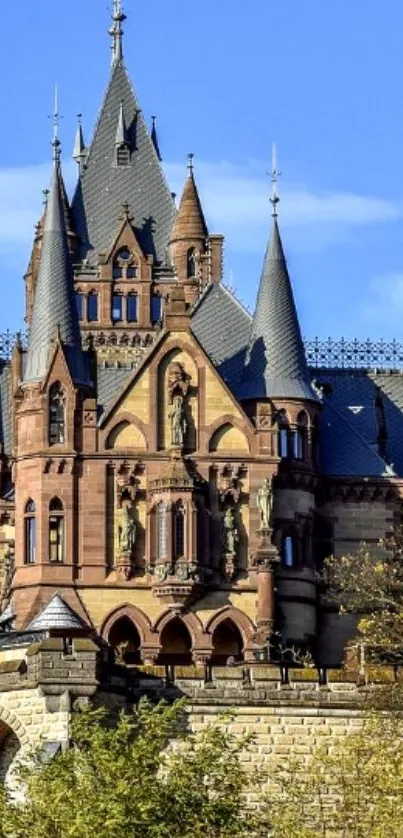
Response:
[222,507,239,555]
[119,505,136,554]
[257,477,273,530]
[170,393,187,447]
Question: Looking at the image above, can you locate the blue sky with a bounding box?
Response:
[1,0,403,340]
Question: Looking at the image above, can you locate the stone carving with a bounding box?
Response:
[222,507,239,556]
[119,505,136,554]
[257,477,273,530]
[170,393,187,447]
[0,544,14,611]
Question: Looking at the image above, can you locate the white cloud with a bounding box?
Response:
[165,159,401,254]
[0,157,399,266]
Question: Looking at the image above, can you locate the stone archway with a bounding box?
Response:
[211,618,244,665]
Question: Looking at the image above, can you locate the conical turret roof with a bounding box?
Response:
[24,157,89,385]
[170,165,208,243]
[26,593,87,632]
[239,217,317,401]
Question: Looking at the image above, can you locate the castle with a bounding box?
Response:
[0,4,400,767]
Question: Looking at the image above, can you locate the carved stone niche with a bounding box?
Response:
[168,362,190,402]
[115,460,145,581]
[218,464,247,581]
[218,463,247,507]
[116,460,144,508]
[148,453,208,606]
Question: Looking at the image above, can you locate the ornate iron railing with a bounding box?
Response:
[1,331,403,371]
[304,338,403,370]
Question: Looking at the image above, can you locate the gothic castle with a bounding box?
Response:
[0,3,401,685]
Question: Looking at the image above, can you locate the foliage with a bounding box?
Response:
[1,699,271,838]
[322,528,403,660]
[269,713,403,838]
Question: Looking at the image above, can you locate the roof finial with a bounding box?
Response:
[269,142,280,218]
[109,0,126,66]
[51,86,61,162]
[187,153,195,177]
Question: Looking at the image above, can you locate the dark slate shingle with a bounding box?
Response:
[71,61,176,265]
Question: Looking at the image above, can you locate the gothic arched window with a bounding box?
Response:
[127,293,138,322]
[157,502,168,560]
[277,410,290,459]
[112,292,123,322]
[75,292,84,321]
[282,534,295,568]
[151,293,162,324]
[187,248,196,279]
[49,382,66,446]
[87,292,98,322]
[49,497,65,563]
[174,502,185,559]
[24,500,36,565]
[293,411,308,460]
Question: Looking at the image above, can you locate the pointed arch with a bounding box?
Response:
[100,604,154,646]
[104,412,148,451]
[205,607,256,650]
[152,609,205,650]
[207,414,252,454]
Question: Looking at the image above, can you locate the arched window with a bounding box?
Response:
[174,502,185,559]
[186,247,196,279]
[277,410,289,459]
[24,500,36,565]
[112,292,123,322]
[127,293,138,322]
[151,293,162,324]
[293,411,308,460]
[113,248,138,280]
[157,502,168,560]
[75,292,84,321]
[49,498,65,563]
[49,382,65,446]
[109,617,141,665]
[282,534,295,568]
[87,292,98,322]
[211,619,244,665]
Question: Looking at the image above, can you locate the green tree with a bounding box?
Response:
[2,699,271,838]
[269,713,403,838]
[322,529,403,660]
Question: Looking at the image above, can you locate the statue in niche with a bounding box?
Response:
[257,477,273,530]
[222,507,239,555]
[119,505,136,554]
[170,393,187,447]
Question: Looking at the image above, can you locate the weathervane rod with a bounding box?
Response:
[270,142,281,217]
[51,85,61,161]
[110,0,126,65]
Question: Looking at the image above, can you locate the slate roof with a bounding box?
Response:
[315,370,403,478]
[0,363,12,455]
[97,365,133,415]
[239,218,318,402]
[319,396,389,477]
[26,593,87,632]
[191,283,252,391]
[24,159,89,386]
[71,60,176,265]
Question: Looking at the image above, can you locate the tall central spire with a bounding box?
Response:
[109,0,126,65]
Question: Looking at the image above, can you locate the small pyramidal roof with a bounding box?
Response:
[27,593,87,632]
[71,5,175,264]
[170,155,208,243]
[24,139,89,385]
[240,217,317,402]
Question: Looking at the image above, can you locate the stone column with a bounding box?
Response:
[254,527,280,660]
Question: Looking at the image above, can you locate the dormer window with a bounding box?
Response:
[116,144,130,167]
[113,248,139,280]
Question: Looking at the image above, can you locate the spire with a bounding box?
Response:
[115,100,128,146]
[239,153,317,402]
[170,154,208,243]
[270,142,280,218]
[24,142,88,386]
[151,116,162,161]
[73,113,86,166]
[109,0,126,66]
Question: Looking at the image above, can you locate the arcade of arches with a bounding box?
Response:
[103,608,249,666]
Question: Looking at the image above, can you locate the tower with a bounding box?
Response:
[239,149,321,654]
[13,124,92,626]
